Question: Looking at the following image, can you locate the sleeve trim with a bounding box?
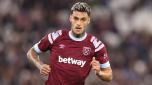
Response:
[100,61,110,68]
[48,33,53,44]
[33,43,42,53]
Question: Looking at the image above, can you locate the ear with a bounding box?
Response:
[69,15,72,22]
[87,17,90,24]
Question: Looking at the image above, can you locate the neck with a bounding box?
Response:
[71,31,85,38]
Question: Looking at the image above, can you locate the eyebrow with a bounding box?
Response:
[73,16,87,20]
[74,16,79,19]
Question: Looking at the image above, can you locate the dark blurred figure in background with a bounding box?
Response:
[0,0,152,85]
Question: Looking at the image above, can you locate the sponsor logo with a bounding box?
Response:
[58,56,86,67]
[83,47,91,56]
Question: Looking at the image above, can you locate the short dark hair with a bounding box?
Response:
[71,2,91,16]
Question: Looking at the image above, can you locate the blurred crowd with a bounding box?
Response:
[0,0,152,85]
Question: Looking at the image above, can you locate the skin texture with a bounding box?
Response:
[27,10,112,82]
[27,48,51,76]
[69,11,90,37]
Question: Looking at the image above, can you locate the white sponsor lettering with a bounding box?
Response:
[58,56,86,67]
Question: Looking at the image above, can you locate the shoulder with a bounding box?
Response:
[47,29,69,44]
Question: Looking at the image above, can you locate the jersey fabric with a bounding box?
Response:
[33,29,110,85]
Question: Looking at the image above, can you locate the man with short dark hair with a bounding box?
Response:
[27,2,113,85]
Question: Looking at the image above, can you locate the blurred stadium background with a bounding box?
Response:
[0,0,152,85]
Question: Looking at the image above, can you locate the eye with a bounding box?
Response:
[81,18,86,21]
[74,17,79,20]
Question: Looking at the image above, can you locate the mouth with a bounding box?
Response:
[75,27,82,30]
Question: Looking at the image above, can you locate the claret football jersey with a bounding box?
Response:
[33,29,110,85]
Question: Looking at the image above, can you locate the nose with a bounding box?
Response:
[76,20,81,26]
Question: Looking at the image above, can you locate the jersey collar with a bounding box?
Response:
[68,31,87,41]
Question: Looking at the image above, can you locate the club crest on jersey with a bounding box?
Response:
[83,47,91,56]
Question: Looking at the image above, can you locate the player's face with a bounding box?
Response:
[69,11,90,35]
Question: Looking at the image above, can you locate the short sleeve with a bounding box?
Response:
[33,30,62,53]
[95,45,111,68]
[33,34,51,53]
